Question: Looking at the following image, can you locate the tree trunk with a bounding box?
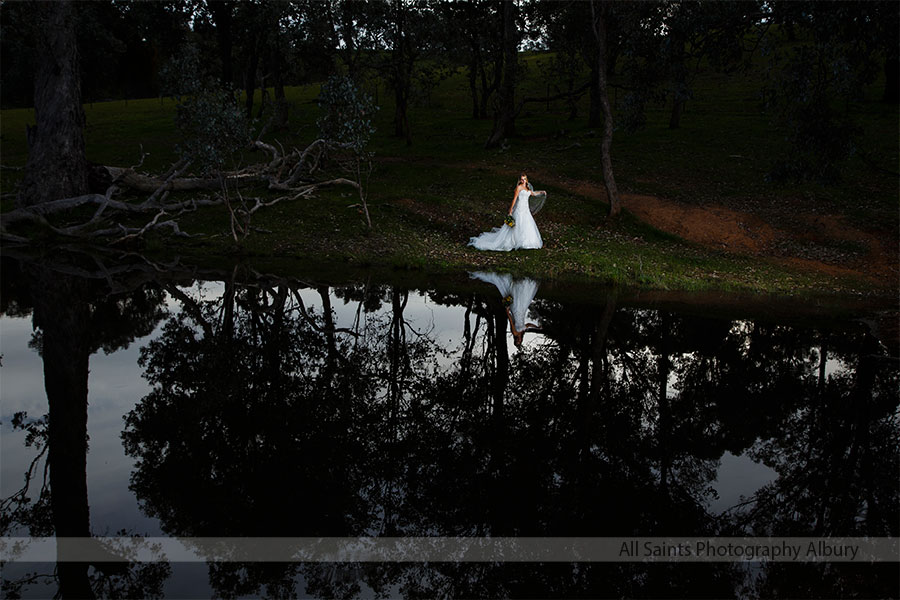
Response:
[669,97,685,129]
[491,305,509,420]
[318,285,339,389]
[390,0,413,145]
[339,2,359,81]
[208,1,234,89]
[393,87,410,143]
[668,33,687,129]
[566,78,578,121]
[606,37,620,78]
[34,271,95,599]
[388,290,408,412]
[588,67,602,128]
[578,293,616,453]
[272,39,289,129]
[485,0,519,149]
[884,55,899,104]
[478,60,492,119]
[591,1,621,217]
[221,268,236,341]
[656,314,672,498]
[468,57,480,119]
[18,0,89,208]
[244,40,260,119]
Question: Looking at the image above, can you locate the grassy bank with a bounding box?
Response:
[2,53,897,298]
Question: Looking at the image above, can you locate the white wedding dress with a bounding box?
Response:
[468,189,543,251]
[470,271,540,333]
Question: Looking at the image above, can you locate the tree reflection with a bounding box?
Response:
[4,255,894,597]
[723,326,900,597]
[1,256,170,599]
[118,276,734,596]
[1,260,879,599]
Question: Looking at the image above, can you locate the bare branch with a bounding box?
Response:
[129,144,149,171]
[163,283,214,338]
[250,140,282,170]
[1,193,142,226]
[110,209,168,244]
[105,166,267,193]
[100,219,197,242]
[142,158,192,207]
[285,138,328,186]
[3,134,371,244]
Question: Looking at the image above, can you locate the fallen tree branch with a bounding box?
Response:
[3,131,369,244]
[111,209,168,244]
[105,166,268,193]
[250,140,282,171]
[97,219,196,241]
[285,139,328,186]
[142,158,192,207]
[1,193,143,224]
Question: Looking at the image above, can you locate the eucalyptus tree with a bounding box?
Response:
[1,256,168,598]
[711,323,899,598]
[525,0,628,214]
[588,0,620,216]
[204,0,235,89]
[121,278,446,597]
[3,1,366,242]
[437,0,505,119]
[0,1,37,108]
[382,0,442,146]
[763,0,900,182]
[654,1,758,130]
[285,0,341,84]
[0,0,192,108]
[317,75,379,228]
[526,1,590,121]
[109,1,193,98]
[332,0,387,81]
[484,0,521,148]
[16,0,89,208]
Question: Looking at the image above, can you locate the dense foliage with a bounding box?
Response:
[1,0,897,186]
[317,74,377,154]
[160,43,249,174]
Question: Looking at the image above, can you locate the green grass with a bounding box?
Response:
[1,52,897,299]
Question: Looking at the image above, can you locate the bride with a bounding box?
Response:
[468,172,545,251]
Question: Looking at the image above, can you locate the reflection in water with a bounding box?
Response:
[470,271,541,348]
[1,259,171,598]
[1,257,897,598]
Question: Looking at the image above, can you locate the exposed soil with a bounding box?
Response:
[378,156,897,293]
[534,172,898,289]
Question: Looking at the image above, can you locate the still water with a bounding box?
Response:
[1,254,897,598]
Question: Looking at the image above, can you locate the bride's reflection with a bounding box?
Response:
[470,271,542,348]
[3,254,897,599]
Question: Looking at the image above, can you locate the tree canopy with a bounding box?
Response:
[2,0,897,238]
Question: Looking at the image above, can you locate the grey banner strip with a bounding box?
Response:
[2,537,898,563]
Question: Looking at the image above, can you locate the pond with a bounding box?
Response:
[1,253,897,599]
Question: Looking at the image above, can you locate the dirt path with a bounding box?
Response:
[378,156,897,289]
[533,172,898,288]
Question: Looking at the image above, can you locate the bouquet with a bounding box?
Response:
[505,215,515,227]
[503,295,513,307]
